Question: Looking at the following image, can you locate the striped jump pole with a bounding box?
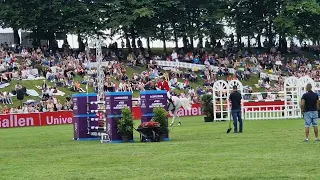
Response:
[243,105,287,120]
[242,91,285,95]
[73,93,101,140]
[243,99,285,103]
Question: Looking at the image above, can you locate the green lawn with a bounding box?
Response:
[1,117,319,180]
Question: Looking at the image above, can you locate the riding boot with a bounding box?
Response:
[168,98,175,112]
[172,103,176,112]
[171,102,176,112]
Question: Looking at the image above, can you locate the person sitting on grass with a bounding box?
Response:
[169,76,177,88]
[183,79,190,89]
[3,91,13,104]
[71,81,85,92]
[3,105,10,114]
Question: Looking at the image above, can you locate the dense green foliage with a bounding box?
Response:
[153,107,169,134]
[117,107,134,136]
[1,0,319,50]
[200,94,214,117]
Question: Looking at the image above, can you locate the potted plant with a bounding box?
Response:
[200,94,214,122]
[153,107,169,141]
[117,107,134,143]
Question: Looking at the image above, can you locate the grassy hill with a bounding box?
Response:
[2,65,261,107]
[4,47,316,107]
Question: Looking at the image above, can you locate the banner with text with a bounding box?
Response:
[0,111,73,128]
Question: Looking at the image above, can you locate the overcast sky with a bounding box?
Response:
[0,27,303,48]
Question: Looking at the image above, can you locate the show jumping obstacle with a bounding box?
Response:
[140,90,170,140]
[212,76,315,121]
[72,90,170,143]
[72,92,133,143]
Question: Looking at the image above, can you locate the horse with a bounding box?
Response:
[168,96,192,126]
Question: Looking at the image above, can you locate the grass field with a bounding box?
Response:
[1,116,320,180]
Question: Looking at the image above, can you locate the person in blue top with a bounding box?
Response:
[301,83,319,142]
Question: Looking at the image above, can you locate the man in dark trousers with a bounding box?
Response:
[301,83,319,142]
[229,85,243,133]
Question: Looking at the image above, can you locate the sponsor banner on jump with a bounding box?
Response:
[140,93,167,114]
[106,93,132,115]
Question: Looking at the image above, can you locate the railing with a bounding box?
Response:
[244,105,286,120]
[155,60,236,74]
[243,104,301,120]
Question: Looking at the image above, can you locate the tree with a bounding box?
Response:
[275,0,320,45]
[0,0,25,44]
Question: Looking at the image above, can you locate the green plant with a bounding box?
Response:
[117,107,134,136]
[200,94,213,117]
[153,107,169,134]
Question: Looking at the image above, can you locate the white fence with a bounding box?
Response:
[155,60,236,74]
[259,72,279,81]
[86,61,117,68]
[212,76,315,121]
[244,105,287,120]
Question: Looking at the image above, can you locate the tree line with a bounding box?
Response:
[0,0,319,53]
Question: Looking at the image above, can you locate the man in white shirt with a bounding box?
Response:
[307,63,312,70]
[118,81,124,91]
[204,59,210,66]
[188,88,195,96]
[171,50,178,62]
[169,77,177,87]
[15,83,22,90]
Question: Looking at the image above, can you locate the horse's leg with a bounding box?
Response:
[170,114,175,127]
[177,114,181,126]
[170,111,177,127]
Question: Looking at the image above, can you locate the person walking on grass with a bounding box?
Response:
[229,85,243,133]
[301,83,319,142]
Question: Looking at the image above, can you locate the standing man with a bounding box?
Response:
[301,83,319,142]
[229,85,243,133]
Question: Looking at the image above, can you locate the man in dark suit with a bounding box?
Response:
[229,85,243,133]
[301,83,319,142]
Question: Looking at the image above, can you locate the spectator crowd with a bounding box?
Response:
[1,40,320,114]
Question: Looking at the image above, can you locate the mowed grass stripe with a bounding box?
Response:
[0,117,319,180]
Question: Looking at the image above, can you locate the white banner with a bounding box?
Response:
[259,72,279,81]
[155,60,236,74]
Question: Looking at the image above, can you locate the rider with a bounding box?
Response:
[160,77,175,112]
[167,90,176,112]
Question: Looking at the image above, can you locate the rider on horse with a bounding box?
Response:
[159,77,175,112]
